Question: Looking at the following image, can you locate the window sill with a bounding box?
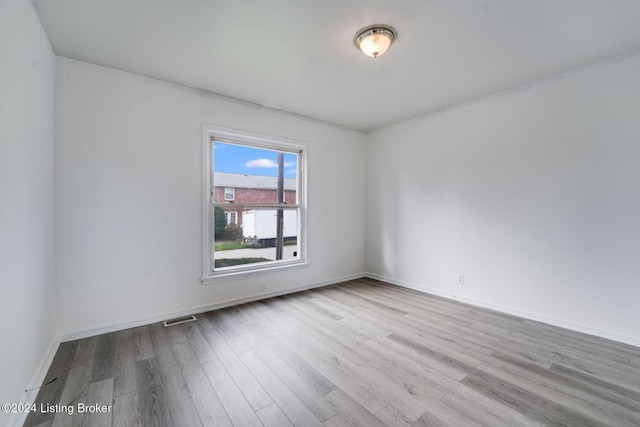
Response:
[201,259,310,285]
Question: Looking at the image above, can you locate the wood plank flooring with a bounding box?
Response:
[24,278,640,426]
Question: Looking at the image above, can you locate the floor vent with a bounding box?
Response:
[163,315,197,327]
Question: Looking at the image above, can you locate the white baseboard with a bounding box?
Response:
[365,272,640,348]
[60,272,366,342]
[8,336,60,427]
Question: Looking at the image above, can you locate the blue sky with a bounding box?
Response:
[213,141,298,178]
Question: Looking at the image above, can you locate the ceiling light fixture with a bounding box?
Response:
[353,24,397,58]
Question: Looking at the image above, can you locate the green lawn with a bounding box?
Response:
[215,241,261,251]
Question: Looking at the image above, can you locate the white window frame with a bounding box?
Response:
[202,124,308,283]
[225,211,237,225]
[224,187,235,201]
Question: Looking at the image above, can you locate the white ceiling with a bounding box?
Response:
[34,0,640,132]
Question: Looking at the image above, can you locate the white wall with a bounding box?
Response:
[55,58,366,338]
[0,0,57,425]
[366,52,640,346]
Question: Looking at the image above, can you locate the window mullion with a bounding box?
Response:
[213,203,301,209]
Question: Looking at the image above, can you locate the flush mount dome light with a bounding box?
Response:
[353,24,397,58]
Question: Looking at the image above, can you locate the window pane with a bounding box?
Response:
[213,208,299,269]
[209,138,303,273]
[212,141,298,204]
[224,211,237,225]
[224,187,234,200]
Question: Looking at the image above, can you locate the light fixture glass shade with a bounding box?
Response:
[354,25,397,58]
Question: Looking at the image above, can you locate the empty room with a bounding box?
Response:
[2,0,640,426]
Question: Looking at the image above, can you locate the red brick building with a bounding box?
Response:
[212,172,297,226]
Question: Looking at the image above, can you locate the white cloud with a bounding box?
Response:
[246,158,297,169]
[246,158,278,168]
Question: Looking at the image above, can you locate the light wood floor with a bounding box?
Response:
[25,278,640,426]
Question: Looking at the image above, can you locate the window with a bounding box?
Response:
[202,125,306,280]
[224,187,235,201]
[225,211,237,225]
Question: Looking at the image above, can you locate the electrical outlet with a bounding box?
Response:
[458,274,465,286]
